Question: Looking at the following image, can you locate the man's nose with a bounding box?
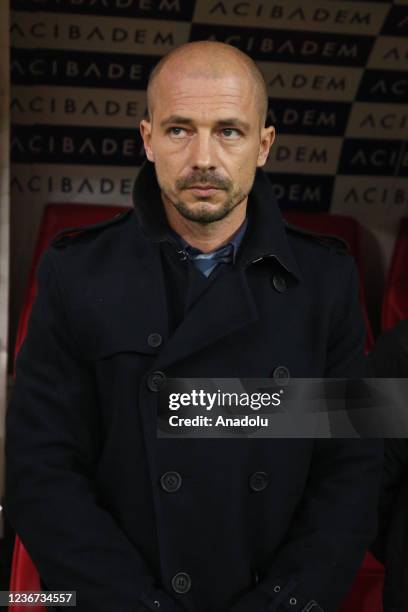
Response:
[189,132,216,170]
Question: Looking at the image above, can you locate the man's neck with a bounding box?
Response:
[161,194,248,253]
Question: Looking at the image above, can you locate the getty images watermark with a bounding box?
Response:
[157,377,408,438]
[167,387,283,429]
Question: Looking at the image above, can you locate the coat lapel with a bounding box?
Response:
[81,215,169,360]
[154,265,259,370]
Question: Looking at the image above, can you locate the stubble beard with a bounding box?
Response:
[170,187,247,224]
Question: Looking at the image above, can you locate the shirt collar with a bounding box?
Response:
[175,216,248,264]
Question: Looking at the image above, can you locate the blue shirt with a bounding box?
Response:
[175,217,248,278]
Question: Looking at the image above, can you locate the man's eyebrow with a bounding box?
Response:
[159,116,250,131]
[160,115,194,128]
[215,118,250,132]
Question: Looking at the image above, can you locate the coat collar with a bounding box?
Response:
[87,162,303,368]
[132,160,302,282]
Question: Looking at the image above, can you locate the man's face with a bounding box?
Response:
[140,67,274,224]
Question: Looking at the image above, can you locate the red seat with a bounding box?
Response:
[283,212,374,353]
[10,205,383,611]
[338,552,385,612]
[9,538,42,609]
[10,204,127,612]
[382,217,408,332]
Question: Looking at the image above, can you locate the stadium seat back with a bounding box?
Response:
[382,217,408,331]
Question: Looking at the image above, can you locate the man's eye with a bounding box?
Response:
[221,128,241,138]
[169,127,188,138]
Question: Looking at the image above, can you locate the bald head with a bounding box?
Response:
[146,41,268,127]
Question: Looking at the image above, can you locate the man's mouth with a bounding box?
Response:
[187,185,221,195]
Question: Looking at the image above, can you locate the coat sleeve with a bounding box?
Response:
[5,249,183,612]
[229,252,383,612]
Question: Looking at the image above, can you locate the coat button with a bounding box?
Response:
[171,571,191,594]
[272,274,287,293]
[147,333,162,348]
[249,471,268,492]
[272,366,290,384]
[147,370,166,392]
[160,471,182,493]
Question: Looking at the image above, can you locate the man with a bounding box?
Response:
[6,42,382,612]
[368,319,408,612]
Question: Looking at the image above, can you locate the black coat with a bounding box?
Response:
[5,162,383,612]
[368,320,408,612]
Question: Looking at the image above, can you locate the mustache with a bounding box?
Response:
[176,172,231,190]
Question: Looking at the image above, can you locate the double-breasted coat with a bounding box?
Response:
[5,162,383,612]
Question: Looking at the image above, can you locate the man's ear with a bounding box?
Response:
[140,119,154,162]
[257,125,275,167]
